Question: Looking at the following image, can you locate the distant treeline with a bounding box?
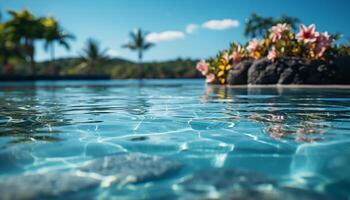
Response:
[31,57,201,79]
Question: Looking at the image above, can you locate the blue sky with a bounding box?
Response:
[1,0,349,62]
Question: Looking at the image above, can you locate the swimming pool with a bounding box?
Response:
[0,79,349,199]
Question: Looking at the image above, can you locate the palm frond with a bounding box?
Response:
[123,28,154,62]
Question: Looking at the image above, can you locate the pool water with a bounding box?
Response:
[0,79,350,199]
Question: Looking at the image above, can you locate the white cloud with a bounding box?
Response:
[202,19,240,30]
[146,31,185,43]
[106,49,120,57]
[186,24,199,34]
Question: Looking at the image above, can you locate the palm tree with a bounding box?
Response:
[244,13,274,38]
[41,16,74,65]
[41,16,74,75]
[0,23,10,67]
[80,38,109,74]
[5,9,43,75]
[0,21,23,74]
[276,15,300,31]
[123,28,154,78]
[244,13,300,39]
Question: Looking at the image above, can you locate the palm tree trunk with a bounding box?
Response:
[2,52,10,74]
[2,50,8,66]
[29,43,35,76]
[25,39,35,76]
[138,50,143,79]
[50,43,58,76]
[51,43,55,63]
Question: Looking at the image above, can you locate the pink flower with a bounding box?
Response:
[314,32,332,58]
[247,39,260,52]
[196,60,209,75]
[296,24,319,43]
[230,45,242,62]
[205,73,215,83]
[267,47,278,61]
[269,23,290,42]
[223,52,230,61]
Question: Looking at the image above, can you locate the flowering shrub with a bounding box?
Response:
[196,23,350,84]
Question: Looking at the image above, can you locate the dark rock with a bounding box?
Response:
[129,136,149,141]
[250,57,305,84]
[247,58,277,84]
[334,56,350,84]
[227,60,253,85]
[302,60,326,84]
[227,56,350,85]
[79,153,182,183]
[0,173,99,200]
[278,67,295,84]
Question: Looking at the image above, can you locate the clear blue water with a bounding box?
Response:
[0,79,350,199]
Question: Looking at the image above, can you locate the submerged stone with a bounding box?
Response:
[222,186,330,200]
[0,149,34,174]
[176,168,275,194]
[0,173,99,200]
[175,168,330,200]
[129,136,149,141]
[79,153,182,183]
[291,141,350,183]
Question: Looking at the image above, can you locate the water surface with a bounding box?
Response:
[0,80,350,199]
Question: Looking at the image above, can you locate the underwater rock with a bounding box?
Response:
[222,186,330,200]
[129,136,149,141]
[0,149,34,174]
[324,177,350,200]
[79,153,182,183]
[290,141,350,183]
[175,168,275,194]
[175,168,330,200]
[0,173,99,200]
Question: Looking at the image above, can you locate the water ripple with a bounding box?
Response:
[0,80,350,199]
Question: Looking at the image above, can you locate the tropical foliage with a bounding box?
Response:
[0,8,196,79]
[197,23,350,84]
[244,13,300,38]
[79,38,109,74]
[123,28,154,78]
[42,16,74,63]
[0,9,74,75]
[36,57,199,79]
[123,29,154,63]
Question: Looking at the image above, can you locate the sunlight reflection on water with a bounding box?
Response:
[0,80,350,199]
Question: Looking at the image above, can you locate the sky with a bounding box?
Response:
[0,0,350,62]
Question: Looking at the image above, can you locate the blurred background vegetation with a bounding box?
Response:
[37,57,200,79]
[5,8,340,80]
[0,9,200,79]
